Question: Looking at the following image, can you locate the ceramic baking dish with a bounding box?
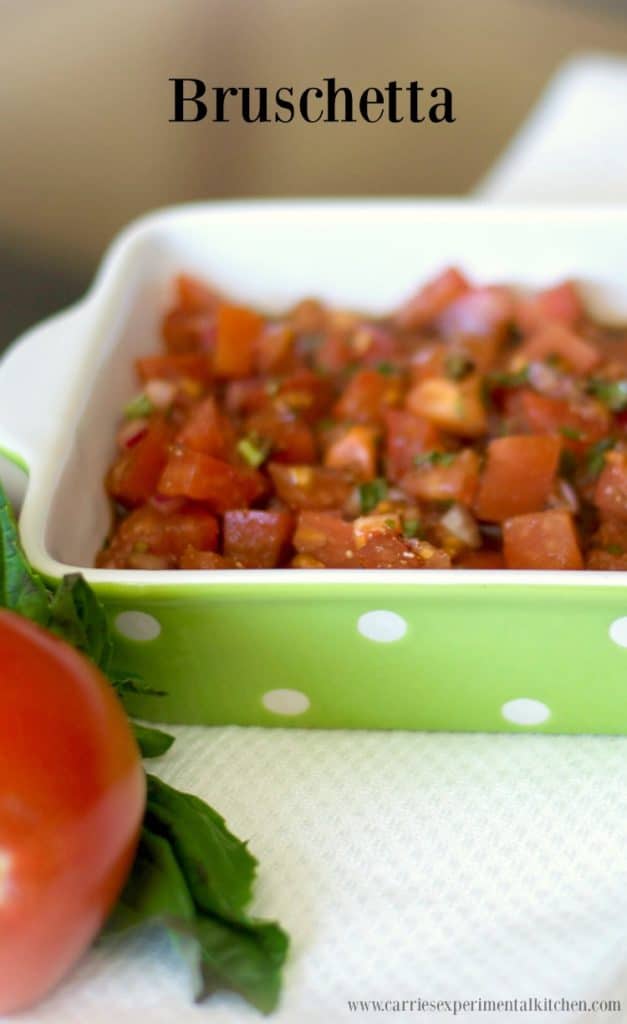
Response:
[2,200,627,734]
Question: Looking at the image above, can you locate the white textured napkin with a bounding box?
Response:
[11,728,627,1024]
[7,52,627,1024]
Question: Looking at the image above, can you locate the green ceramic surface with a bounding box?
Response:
[79,579,627,734]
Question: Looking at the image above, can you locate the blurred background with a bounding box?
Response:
[2,0,627,346]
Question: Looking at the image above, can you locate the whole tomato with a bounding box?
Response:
[0,609,145,1013]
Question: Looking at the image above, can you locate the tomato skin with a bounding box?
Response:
[107,416,171,507]
[594,451,627,521]
[384,409,442,483]
[520,324,600,374]
[159,449,266,512]
[401,448,480,506]
[395,267,470,330]
[223,509,293,567]
[177,396,235,458]
[516,390,609,448]
[516,280,584,333]
[334,369,398,423]
[0,611,144,1014]
[136,353,212,383]
[268,464,353,510]
[503,510,583,570]
[474,435,561,522]
[405,375,488,438]
[213,304,264,378]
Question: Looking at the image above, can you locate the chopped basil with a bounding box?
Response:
[376,361,396,376]
[402,518,422,539]
[237,435,272,468]
[124,393,154,419]
[558,448,578,481]
[444,352,474,381]
[383,517,397,529]
[484,366,529,390]
[585,437,616,478]
[606,544,624,556]
[504,322,524,348]
[559,426,583,441]
[585,378,627,412]
[359,478,388,514]
[414,450,456,468]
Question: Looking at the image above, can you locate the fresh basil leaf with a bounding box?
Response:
[48,573,113,672]
[145,775,258,916]
[133,722,175,759]
[0,482,49,623]
[106,827,204,999]
[108,826,196,932]
[143,776,289,1012]
[110,671,167,699]
[193,912,288,1013]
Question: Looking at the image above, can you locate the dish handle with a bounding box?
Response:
[0,306,89,481]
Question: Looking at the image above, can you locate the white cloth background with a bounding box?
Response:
[9,53,627,1024]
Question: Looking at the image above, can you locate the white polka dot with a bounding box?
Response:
[609,617,627,647]
[502,698,550,726]
[262,689,310,716]
[114,611,161,642]
[357,610,407,643]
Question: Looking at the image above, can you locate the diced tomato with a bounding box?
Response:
[162,310,216,354]
[102,504,219,567]
[225,378,273,415]
[223,509,293,568]
[409,343,447,383]
[213,304,265,378]
[107,416,171,507]
[324,425,379,480]
[352,325,402,366]
[503,510,583,570]
[395,267,470,330]
[353,513,402,547]
[287,297,327,335]
[293,511,357,567]
[245,408,317,464]
[474,435,561,521]
[254,323,295,374]
[401,449,480,506]
[177,396,235,458]
[384,409,442,482]
[269,464,353,510]
[594,451,627,521]
[456,550,505,569]
[179,547,238,569]
[175,274,219,313]
[158,449,266,512]
[516,281,584,333]
[436,286,514,341]
[406,375,488,437]
[315,333,353,373]
[520,325,600,374]
[334,369,401,423]
[517,390,609,448]
[357,534,424,568]
[276,370,335,422]
[136,353,212,382]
